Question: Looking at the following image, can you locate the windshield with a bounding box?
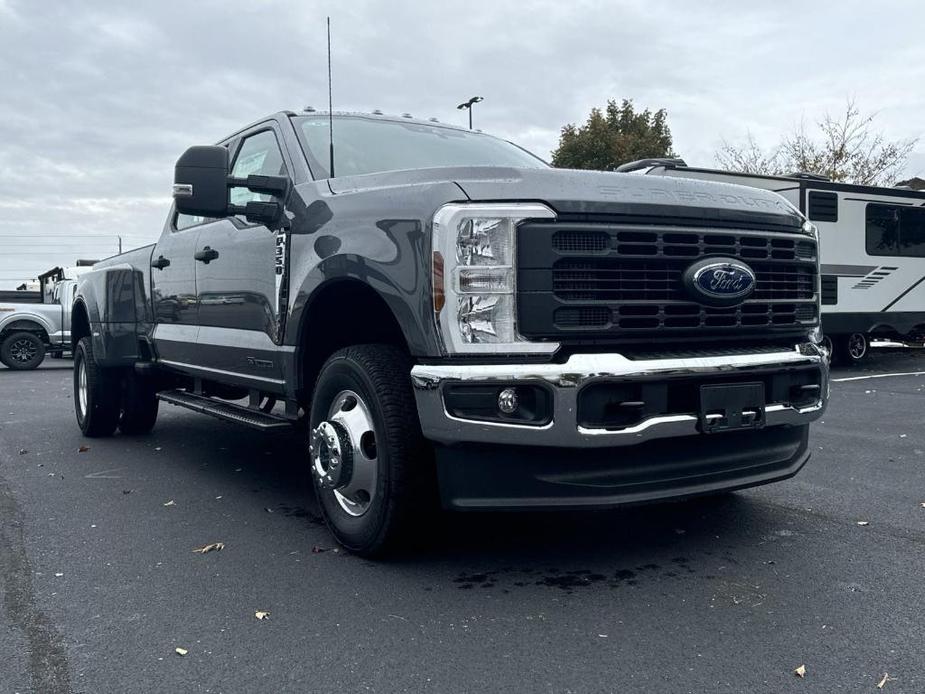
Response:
[295,115,547,179]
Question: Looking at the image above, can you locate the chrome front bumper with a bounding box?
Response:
[410,344,828,448]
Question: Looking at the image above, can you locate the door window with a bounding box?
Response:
[229,130,288,207]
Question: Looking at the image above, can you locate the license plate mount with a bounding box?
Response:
[699,382,765,433]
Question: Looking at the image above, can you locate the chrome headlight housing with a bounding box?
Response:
[431,202,559,355]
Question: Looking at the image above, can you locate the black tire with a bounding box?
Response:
[118,370,159,435]
[837,332,869,365]
[1,331,46,370]
[309,344,434,556]
[74,337,120,437]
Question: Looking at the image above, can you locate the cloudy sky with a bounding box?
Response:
[1,0,923,287]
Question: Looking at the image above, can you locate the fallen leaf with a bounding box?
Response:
[877,673,894,689]
[794,664,806,678]
[19,448,27,455]
[255,611,270,620]
[311,546,327,554]
[163,500,175,507]
[192,542,224,554]
[122,489,133,495]
[265,507,273,513]
[54,572,63,577]
[900,434,907,438]
[175,647,188,656]
[857,521,870,526]
[78,445,90,453]
[154,447,162,451]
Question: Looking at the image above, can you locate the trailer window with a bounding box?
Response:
[866,204,925,257]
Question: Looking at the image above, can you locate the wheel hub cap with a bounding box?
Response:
[11,339,36,362]
[310,390,379,517]
[310,421,353,490]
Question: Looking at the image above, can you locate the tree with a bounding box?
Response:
[551,99,676,170]
[715,100,918,186]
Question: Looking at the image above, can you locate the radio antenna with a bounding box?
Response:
[326,16,335,178]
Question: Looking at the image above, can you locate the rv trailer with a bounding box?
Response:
[621,160,925,364]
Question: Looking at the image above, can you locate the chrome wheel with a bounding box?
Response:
[10,338,37,363]
[77,358,88,417]
[848,333,868,361]
[310,390,378,517]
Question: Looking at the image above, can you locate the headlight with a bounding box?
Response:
[432,203,559,354]
[801,220,819,239]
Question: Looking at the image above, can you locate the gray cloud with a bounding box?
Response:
[1,0,922,286]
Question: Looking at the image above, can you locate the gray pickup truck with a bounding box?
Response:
[71,110,828,555]
[0,270,77,370]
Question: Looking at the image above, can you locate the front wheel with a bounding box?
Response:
[74,337,120,437]
[1,331,46,370]
[309,345,434,556]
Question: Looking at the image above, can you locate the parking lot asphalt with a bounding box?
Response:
[1,349,924,694]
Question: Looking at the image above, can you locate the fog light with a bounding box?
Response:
[497,387,519,414]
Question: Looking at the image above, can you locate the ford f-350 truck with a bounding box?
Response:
[72,110,828,555]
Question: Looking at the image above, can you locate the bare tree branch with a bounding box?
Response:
[715,100,918,186]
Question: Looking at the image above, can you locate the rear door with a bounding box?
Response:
[192,125,292,383]
[150,213,203,365]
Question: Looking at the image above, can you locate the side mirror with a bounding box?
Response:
[173,146,230,217]
[173,145,291,228]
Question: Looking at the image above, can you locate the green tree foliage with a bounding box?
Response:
[551,99,676,170]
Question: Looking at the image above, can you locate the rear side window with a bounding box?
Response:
[807,191,838,222]
[866,203,925,257]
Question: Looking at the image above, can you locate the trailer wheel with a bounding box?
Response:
[74,337,120,437]
[308,344,435,557]
[840,332,869,365]
[0,331,46,370]
[118,370,159,435]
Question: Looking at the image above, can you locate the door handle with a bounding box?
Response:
[194,247,220,264]
[151,255,171,270]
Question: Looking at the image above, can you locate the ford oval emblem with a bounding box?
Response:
[682,258,756,306]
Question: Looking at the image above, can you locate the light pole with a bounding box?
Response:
[457,96,483,130]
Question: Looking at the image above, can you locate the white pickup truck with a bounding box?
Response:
[0,272,77,370]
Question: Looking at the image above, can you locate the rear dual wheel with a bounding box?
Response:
[309,345,434,557]
[74,336,158,437]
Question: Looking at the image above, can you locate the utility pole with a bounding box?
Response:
[118,236,122,254]
[457,96,484,130]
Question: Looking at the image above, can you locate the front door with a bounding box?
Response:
[193,126,291,383]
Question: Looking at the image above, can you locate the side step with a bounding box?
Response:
[157,390,294,431]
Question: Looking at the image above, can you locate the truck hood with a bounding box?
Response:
[328,166,803,227]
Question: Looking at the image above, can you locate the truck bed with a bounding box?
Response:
[0,290,42,304]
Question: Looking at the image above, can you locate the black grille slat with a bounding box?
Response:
[518,223,818,339]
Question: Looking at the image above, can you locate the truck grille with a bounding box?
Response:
[517,222,819,341]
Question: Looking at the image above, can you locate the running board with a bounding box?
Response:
[157,390,294,431]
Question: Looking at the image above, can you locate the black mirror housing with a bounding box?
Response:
[173,146,230,217]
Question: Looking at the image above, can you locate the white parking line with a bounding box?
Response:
[833,371,925,383]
